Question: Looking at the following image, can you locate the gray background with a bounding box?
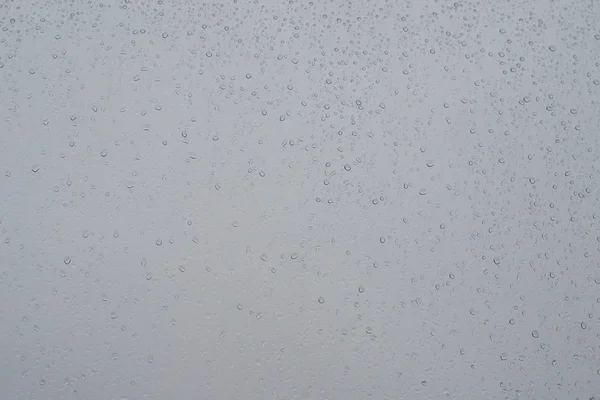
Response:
[1,0,599,398]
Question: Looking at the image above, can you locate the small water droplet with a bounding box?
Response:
[531,330,539,338]
[318,296,325,304]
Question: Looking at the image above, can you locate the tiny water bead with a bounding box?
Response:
[318,296,325,304]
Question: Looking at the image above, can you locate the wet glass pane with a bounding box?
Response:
[1,0,599,398]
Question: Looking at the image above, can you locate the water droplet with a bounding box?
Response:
[101,150,107,157]
[344,164,351,171]
[64,256,71,265]
[318,296,325,304]
[531,330,539,338]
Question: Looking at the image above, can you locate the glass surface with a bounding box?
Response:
[1,0,599,398]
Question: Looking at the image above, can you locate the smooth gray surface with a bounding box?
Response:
[1,0,599,399]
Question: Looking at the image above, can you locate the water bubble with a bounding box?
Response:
[318,296,325,304]
[64,256,71,265]
[101,150,107,157]
[343,164,351,171]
